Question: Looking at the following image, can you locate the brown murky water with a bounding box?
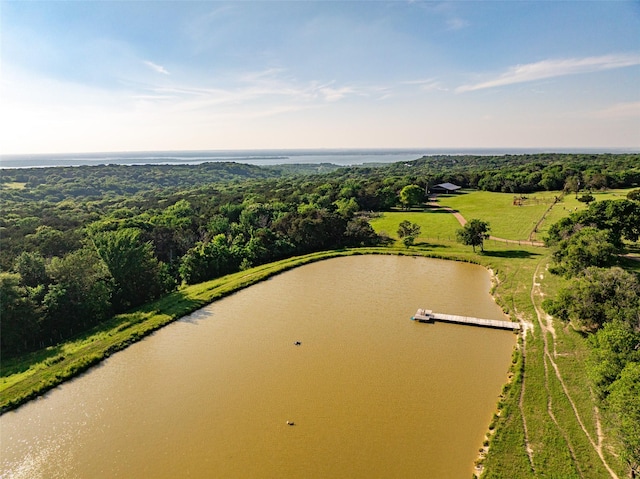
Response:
[1,255,516,478]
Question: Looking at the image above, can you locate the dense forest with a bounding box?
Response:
[2,152,640,475]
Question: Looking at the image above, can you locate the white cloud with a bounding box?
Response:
[317,86,349,102]
[143,60,170,75]
[401,79,448,92]
[457,53,640,93]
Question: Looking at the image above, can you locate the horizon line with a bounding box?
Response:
[3,146,640,158]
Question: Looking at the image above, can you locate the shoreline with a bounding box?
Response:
[1,246,528,478]
[0,247,522,478]
[1,247,506,413]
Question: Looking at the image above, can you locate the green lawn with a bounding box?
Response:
[538,187,638,239]
[437,191,555,241]
[369,209,461,243]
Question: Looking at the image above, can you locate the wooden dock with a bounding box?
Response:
[412,308,520,331]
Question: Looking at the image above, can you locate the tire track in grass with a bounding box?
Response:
[531,263,619,479]
[518,320,536,472]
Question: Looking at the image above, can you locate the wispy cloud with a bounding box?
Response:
[457,53,640,93]
[144,60,170,75]
[401,79,448,92]
[319,85,357,102]
[128,70,370,119]
[446,17,469,31]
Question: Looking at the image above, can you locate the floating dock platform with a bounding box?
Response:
[412,308,520,331]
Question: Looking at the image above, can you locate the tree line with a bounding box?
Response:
[0,193,382,357]
[2,154,638,205]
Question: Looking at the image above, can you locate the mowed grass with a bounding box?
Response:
[437,191,557,241]
[369,208,461,243]
[538,187,638,239]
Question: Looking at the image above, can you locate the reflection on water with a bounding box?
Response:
[1,255,515,478]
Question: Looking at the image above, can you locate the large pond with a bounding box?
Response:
[1,255,516,478]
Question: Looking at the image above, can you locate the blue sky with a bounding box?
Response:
[1,1,639,154]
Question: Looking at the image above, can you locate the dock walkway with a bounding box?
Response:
[412,308,520,331]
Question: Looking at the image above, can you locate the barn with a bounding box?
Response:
[430,182,462,194]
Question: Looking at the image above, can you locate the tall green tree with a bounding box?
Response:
[149,199,197,264]
[551,227,616,277]
[456,219,490,252]
[91,228,169,311]
[43,248,113,335]
[547,199,640,248]
[274,207,346,254]
[13,251,48,287]
[0,272,39,356]
[334,197,360,218]
[399,184,424,210]
[588,320,640,397]
[545,267,640,331]
[179,234,238,285]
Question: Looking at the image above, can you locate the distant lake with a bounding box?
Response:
[1,147,631,169]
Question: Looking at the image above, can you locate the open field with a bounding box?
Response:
[428,188,637,243]
[368,208,461,243]
[436,191,557,241]
[538,188,638,239]
[2,188,636,478]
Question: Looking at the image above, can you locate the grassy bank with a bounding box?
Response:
[0,240,522,414]
[0,250,345,412]
[0,244,485,413]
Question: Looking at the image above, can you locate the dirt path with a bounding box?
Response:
[517,317,536,472]
[430,202,544,247]
[530,263,619,479]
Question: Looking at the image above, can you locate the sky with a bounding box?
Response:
[1,1,639,155]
